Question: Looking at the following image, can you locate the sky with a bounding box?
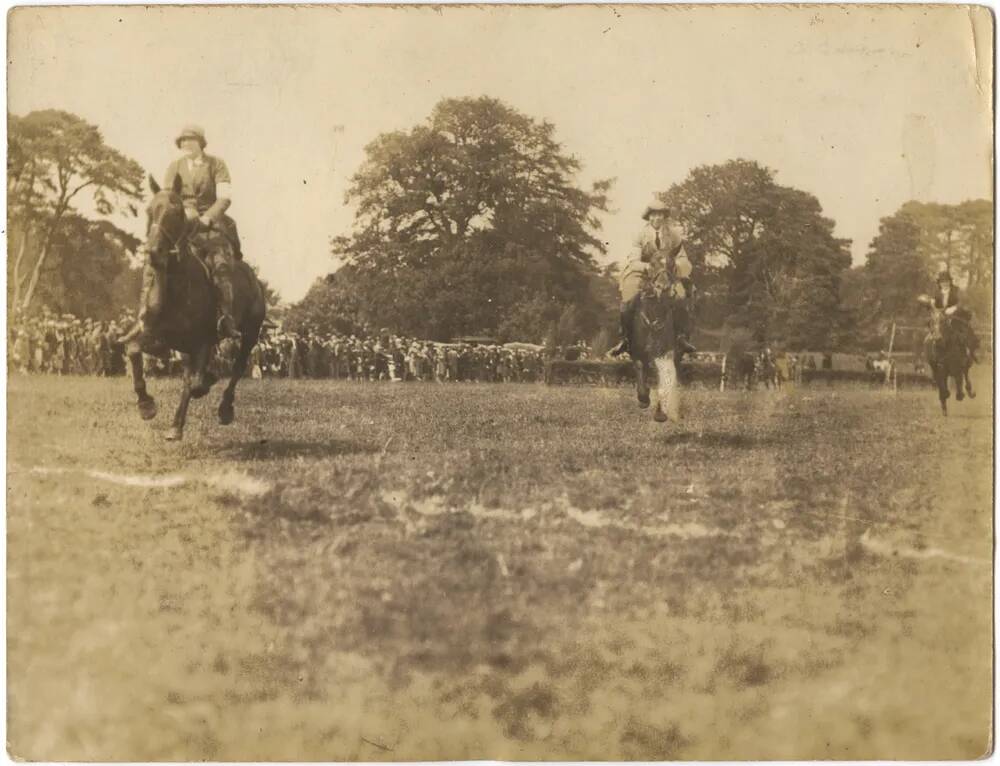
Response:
[8,4,993,303]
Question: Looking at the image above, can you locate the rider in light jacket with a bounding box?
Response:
[133,125,242,341]
[610,198,696,358]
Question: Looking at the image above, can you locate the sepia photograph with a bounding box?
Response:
[5,3,994,760]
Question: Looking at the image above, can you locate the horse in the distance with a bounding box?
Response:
[124,175,266,440]
[918,295,973,415]
[628,286,683,424]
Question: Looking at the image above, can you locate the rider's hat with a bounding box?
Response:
[175,125,207,149]
[642,197,670,220]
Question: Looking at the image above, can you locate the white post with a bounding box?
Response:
[719,354,727,392]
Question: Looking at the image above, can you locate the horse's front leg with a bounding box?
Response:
[166,361,194,441]
[189,346,217,399]
[965,365,976,398]
[652,351,680,424]
[127,340,157,420]
[635,361,651,409]
[952,366,966,401]
[934,366,950,416]
[219,332,256,426]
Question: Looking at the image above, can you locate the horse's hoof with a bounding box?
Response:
[165,426,183,441]
[968,390,976,399]
[653,407,668,423]
[956,392,964,402]
[138,399,157,421]
[190,386,209,400]
[218,405,234,426]
[638,393,651,409]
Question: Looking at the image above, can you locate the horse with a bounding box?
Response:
[628,286,684,423]
[124,174,267,440]
[918,295,971,416]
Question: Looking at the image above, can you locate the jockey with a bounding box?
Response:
[610,198,695,358]
[933,270,980,362]
[137,125,242,340]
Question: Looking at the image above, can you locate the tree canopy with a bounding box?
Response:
[321,96,615,342]
[8,110,145,315]
[851,199,993,346]
[661,159,853,349]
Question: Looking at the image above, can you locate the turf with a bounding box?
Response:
[6,369,993,760]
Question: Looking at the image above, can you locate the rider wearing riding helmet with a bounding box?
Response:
[164,125,243,340]
[933,269,980,362]
[131,125,242,341]
[610,197,696,358]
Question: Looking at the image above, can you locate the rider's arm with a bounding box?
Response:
[202,158,233,223]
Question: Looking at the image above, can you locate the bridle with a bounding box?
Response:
[146,196,194,260]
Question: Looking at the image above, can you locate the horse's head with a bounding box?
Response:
[918,294,947,342]
[145,174,188,264]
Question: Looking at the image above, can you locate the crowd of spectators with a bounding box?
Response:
[237,331,553,383]
[8,312,561,383]
[8,308,135,376]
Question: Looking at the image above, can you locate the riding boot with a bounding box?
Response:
[609,297,638,357]
[208,254,241,341]
[215,277,241,341]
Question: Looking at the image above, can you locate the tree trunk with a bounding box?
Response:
[21,220,58,312]
[11,228,28,309]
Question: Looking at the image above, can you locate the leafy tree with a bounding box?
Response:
[19,214,143,320]
[326,96,614,341]
[855,199,994,342]
[860,211,929,329]
[897,200,993,287]
[8,110,145,313]
[284,267,368,336]
[661,159,852,348]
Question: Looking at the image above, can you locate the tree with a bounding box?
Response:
[861,211,929,329]
[8,110,145,313]
[326,96,614,341]
[855,199,994,343]
[661,159,852,348]
[284,266,368,336]
[27,214,142,320]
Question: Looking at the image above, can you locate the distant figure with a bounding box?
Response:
[933,270,980,364]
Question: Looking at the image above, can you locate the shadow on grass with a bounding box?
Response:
[658,429,783,448]
[219,438,377,461]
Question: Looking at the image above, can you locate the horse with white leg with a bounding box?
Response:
[629,282,688,424]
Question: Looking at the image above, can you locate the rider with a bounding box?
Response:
[610,198,695,358]
[135,125,242,340]
[933,269,980,362]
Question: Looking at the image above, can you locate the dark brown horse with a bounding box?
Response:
[628,287,682,423]
[125,175,266,440]
[918,296,972,416]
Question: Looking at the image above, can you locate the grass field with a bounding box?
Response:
[7,369,993,760]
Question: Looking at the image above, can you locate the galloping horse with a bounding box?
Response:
[125,175,266,440]
[918,295,973,416]
[628,286,683,424]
